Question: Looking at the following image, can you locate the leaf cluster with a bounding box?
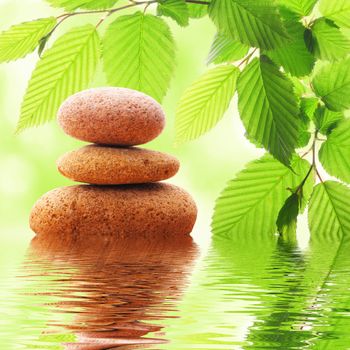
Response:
[175,0,350,241]
[0,0,193,129]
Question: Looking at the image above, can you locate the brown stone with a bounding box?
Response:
[30,183,197,239]
[57,145,180,185]
[58,87,165,145]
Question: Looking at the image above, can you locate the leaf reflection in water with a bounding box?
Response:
[24,235,199,350]
[156,227,350,349]
[205,231,350,349]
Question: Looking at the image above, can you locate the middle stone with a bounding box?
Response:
[57,145,180,185]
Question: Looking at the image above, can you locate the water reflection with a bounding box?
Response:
[154,234,350,349]
[4,230,350,349]
[243,238,313,349]
[302,235,350,349]
[19,235,199,349]
[214,235,350,349]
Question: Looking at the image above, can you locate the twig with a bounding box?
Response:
[42,0,208,55]
[53,1,158,36]
[56,0,208,22]
[312,131,317,165]
[46,15,70,38]
[298,163,314,192]
[143,1,152,13]
[238,48,257,68]
[296,131,320,192]
[315,167,324,183]
[56,2,153,19]
[301,143,314,158]
[95,12,109,28]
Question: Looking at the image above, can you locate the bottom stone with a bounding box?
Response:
[30,183,197,239]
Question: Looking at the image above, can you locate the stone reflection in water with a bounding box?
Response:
[28,235,199,350]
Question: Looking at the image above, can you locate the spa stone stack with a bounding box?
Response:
[30,88,197,240]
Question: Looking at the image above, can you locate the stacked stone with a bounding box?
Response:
[30,88,197,240]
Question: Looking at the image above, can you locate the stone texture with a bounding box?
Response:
[58,87,165,145]
[30,183,197,239]
[57,145,180,185]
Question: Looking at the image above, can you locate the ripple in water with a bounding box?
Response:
[8,236,199,349]
[2,232,350,349]
[164,234,350,349]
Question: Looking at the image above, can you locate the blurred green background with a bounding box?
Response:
[0,0,261,251]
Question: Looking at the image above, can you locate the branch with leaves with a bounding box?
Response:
[0,0,349,243]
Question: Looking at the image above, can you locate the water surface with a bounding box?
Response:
[1,232,350,349]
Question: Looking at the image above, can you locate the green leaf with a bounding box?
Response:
[313,106,344,135]
[0,18,56,63]
[209,0,289,50]
[278,0,317,17]
[297,97,318,148]
[290,75,307,98]
[46,0,117,10]
[320,0,350,28]
[297,129,311,148]
[207,32,249,65]
[267,9,315,77]
[78,0,117,9]
[17,25,100,131]
[237,56,300,166]
[309,181,350,241]
[301,97,319,119]
[103,12,176,102]
[276,193,300,238]
[212,154,313,239]
[187,3,208,18]
[319,119,350,184]
[311,18,350,61]
[157,0,189,27]
[312,58,350,111]
[176,65,239,142]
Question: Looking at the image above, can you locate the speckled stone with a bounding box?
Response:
[29,183,197,239]
[57,145,180,185]
[58,87,165,145]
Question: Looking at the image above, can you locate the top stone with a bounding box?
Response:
[58,87,165,145]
